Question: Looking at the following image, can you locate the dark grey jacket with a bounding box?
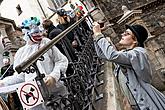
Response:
[94,34,165,110]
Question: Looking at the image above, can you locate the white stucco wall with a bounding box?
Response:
[0,0,53,26]
[0,0,88,26]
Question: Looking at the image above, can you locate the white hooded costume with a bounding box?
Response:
[2,37,68,110]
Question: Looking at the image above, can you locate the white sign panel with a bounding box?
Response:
[16,80,44,110]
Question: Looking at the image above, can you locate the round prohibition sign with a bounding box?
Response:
[20,83,39,106]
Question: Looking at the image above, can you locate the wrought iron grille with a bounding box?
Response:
[15,15,104,110]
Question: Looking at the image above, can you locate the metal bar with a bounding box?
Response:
[37,0,47,18]
[15,15,88,73]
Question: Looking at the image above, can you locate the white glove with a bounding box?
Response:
[92,22,102,37]
[44,76,56,87]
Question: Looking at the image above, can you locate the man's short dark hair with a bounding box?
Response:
[42,19,53,30]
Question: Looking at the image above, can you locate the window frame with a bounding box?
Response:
[52,0,68,9]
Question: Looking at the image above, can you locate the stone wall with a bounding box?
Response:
[96,0,156,19]
[143,3,165,90]
[95,0,165,90]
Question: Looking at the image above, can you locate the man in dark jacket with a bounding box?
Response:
[42,19,78,62]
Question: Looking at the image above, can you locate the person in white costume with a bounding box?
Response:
[0,17,68,110]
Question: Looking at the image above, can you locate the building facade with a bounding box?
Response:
[95,0,165,91]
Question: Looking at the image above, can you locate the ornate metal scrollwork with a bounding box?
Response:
[15,15,104,110]
[23,56,44,74]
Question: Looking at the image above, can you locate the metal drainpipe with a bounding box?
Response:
[37,0,47,18]
[51,0,57,9]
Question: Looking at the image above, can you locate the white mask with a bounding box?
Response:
[22,29,31,42]
[3,58,10,65]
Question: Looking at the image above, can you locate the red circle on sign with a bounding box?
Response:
[19,83,39,106]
